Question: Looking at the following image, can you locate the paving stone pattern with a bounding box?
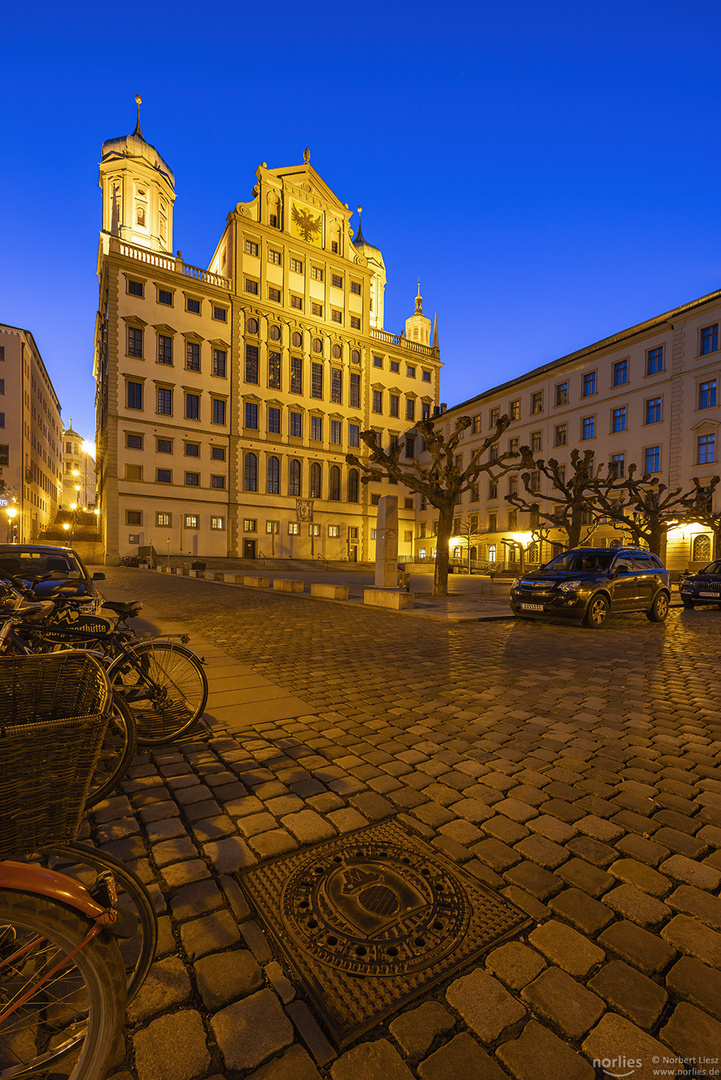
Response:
[101,570,721,1080]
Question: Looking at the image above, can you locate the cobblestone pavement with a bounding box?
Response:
[96,569,721,1080]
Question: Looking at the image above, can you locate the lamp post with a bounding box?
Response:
[6,505,18,544]
[62,521,71,547]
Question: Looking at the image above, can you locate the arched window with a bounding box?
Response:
[693,533,711,563]
[529,542,539,564]
[488,544,496,563]
[267,456,280,494]
[329,465,341,501]
[269,325,281,341]
[292,331,302,347]
[246,318,259,334]
[348,468,359,503]
[289,458,301,497]
[244,452,257,492]
[310,462,322,498]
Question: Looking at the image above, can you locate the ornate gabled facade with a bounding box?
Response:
[94,105,441,564]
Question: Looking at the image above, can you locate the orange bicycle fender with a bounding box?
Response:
[0,860,118,927]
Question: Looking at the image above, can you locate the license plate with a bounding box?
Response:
[700,591,719,597]
[521,603,545,612]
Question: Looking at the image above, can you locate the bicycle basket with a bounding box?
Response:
[0,651,111,858]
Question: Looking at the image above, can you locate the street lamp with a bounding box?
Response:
[62,522,71,546]
[6,505,18,544]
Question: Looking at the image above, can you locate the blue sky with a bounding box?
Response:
[3,0,721,439]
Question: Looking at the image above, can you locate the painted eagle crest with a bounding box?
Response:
[292,204,322,242]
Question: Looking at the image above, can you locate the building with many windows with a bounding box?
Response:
[62,423,96,510]
[0,324,63,543]
[94,104,441,563]
[419,290,721,571]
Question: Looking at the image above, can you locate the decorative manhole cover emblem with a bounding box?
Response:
[239,819,531,1047]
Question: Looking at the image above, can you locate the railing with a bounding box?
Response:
[111,238,230,290]
[370,328,437,357]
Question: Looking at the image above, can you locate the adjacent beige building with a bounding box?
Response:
[0,324,63,543]
[62,423,96,509]
[420,290,721,571]
[94,105,441,564]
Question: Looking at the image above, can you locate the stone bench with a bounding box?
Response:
[244,576,271,588]
[188,570,205,578]
[310,583,350,600]
[223,573,245,584]
[363,588,414,610]
[273,579,304,593]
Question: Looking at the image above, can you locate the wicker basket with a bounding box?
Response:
[0,651,111,858]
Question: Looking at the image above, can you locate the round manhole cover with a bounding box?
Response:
[279,836,471,975]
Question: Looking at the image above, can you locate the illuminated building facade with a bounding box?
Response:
[0,323,63,543]
[94,103,441,564]
[62,423,96,509]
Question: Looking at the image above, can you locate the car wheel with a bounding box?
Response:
[647,592,670,622]
[681,599,695,609]
[583,594,609,628]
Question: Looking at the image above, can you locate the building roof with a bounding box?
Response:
[101,97,174,185]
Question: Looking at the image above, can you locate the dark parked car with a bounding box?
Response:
[679,560,721,609]
[509,546,671,628]
[0,544,105,606]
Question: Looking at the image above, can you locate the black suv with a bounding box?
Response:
[679,560,721,609]
[509,547,671,628]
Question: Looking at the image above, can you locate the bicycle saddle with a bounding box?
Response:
[102,600,143,617]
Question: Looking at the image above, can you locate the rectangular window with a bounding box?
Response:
[330,420,342,445]
[699,380,717,409]
[186,297,201,314]
[554,423,567,446]
[156,512,172,526]
[310,416,323,441]
[331,310,342,324]
[531,431,542,452]
[185,341,200,371]
[612,407,627,433]
[210,517,225,530]
[127,327,143,358]
[290,258,303,273]
[555,382,568,405]
[422,402,431,420]
[185,393,200,421]
[701,324,719,355]
[350,373,360,408]
[245,279,259,295]
[310,523,321,537]
[244,519,257,531]
[290,295,303,310]
[349,423,359,447]
[157,469,172,483]
[157,387,173,415]
[268,352,281,389]
[509,399,520,420]
[645,445,660,473]
[211,474,225,489]
[407,365,416,378]
[125,464,143,481]
[127,279,143,297]
[157,438,172,453]
[406,435,416,458]
[245,345,259,383]
[583,371,596,397]
[582,416,595,439]
[698,433,716,464]
[373,355,383,368]
[185,443,199,457]
[158,335,173,364]
[311,362,323,399]
[126,433,143,449]
[268,249,282,265]
[331,274,343,288]
[126,510,142,526]
[185,472,200,486]
[613,359,628,386]
[312,303,323,317]
[611,453,625,478]
[290,356,303,394]
[490,407,499,427]
[126,380,143,410]
[158,289,173,306]
[211,399,226,425]
[331,369,342,404]
[531,391,543,414]
[422,370,432,383]
[406,398,416,421]
[372,390,383,414]
[245,402,258,429]
[213,306,227,321]
[350,316,361,329]
[647,346,664,375]
[350,281,361,294]
[268,287,281,303]
[185,515,199,529]
[266,521,279,534]
[288,522,300,535]
[329,524,341,537]
[311,266,323,281]
[646,397,661,424]
[268,406,281,434]
[211,446,226,461]
[509,438,519,454]
[245,240,259,255]
[213,349,226,377]
[290,411,302,438]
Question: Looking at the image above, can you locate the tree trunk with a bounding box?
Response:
[434,504,454,597]
[567,505,584,548]
[648,520,665,557]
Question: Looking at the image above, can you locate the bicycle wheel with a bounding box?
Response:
[108,640,208,745]
[42,843,157,1003]
[84,696,137,810]
[0,890,125,1079]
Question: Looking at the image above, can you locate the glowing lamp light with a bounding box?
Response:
[6,506,17,520]
[62,523,70,532]
[82,440,96,457]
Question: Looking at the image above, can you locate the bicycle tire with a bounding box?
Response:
[0,889,125,1080]
[108,640,208,746]
[43,842,158,1002]
[84,695,137,810]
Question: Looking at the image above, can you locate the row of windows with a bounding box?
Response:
[243,279,362,328]
[371,355,432,381]
[243,454,359,501]
[242,403,361,447]
[243,239,359,288]
[125,278,227,321]
[125,381,227,424]
[125,433,226,459]
[126,465,227,487]
[126,327,228,376]
[244,320,364,364]
[127,510,225,530]
[371,390,430,422]
[243,518,348,538]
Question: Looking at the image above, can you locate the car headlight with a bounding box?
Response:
[559,580,582,592]
[511,579,520,589]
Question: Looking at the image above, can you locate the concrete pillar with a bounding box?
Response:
[375,495,399,588]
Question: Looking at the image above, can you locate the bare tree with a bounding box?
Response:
[346,415,518,596]
[505,448,602,549]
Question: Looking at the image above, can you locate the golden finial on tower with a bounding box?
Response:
[134,94,143,136]
[303,147,310,163]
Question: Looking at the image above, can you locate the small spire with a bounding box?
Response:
[414,279,423,314]
[432,311,439,350]
[303,147,311,163]
[133,94,143,137]
[355,205,365,244]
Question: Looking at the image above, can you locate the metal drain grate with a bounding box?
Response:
[238,819,532,1047]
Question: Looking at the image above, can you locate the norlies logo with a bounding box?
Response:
[593,1058,642,1078]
